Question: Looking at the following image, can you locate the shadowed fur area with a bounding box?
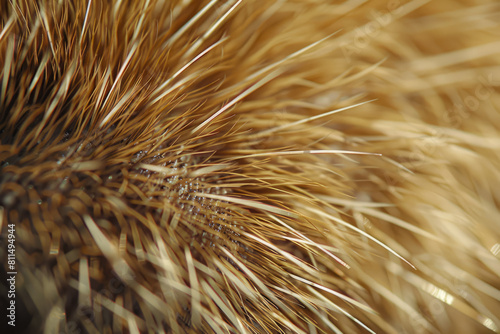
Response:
[1,0,500,333]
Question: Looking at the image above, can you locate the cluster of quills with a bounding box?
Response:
[1,0,500,334]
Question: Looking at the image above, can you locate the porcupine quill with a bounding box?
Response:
[1,1,500,333]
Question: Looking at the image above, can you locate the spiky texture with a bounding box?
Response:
[1,0,500,333]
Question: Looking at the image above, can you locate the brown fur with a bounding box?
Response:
[1,0,500,333]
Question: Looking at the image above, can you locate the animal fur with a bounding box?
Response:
[1,0,500,333]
